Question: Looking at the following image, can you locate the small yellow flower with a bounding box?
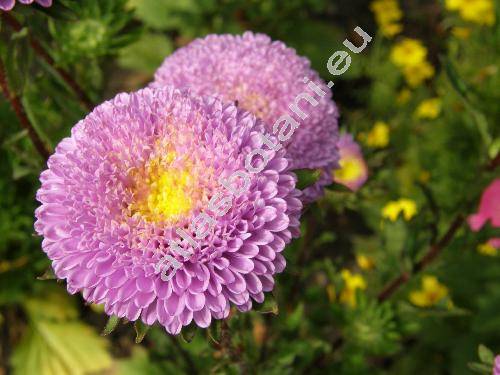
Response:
[382,198,418,221]
[396,88,412,105]
[445,0,465,11]
[356,254,375,270]
[409,276,449,307]
[390,38,428,68]
[477,242,498,256]
[415,98,442,119]
[391,38,435,87]
[447,0,496,26]
[366,121,390,148]
[402,61,435,87]
[370,0,403,37]
[340,269,367,307]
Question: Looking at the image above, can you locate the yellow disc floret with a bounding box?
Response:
[129,152,201,224]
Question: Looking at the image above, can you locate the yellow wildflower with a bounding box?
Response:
[415,98,442,119]
[447,0,495,26]
[370,0,403,37]
[402,61,435,87]
[391,38,435,87]
[340,269,367,307]
[382,198,418,221]
[356,254,375,270]
[409,276,449,307]
[445,0,465,11]
[477,242,498,256]
[366,121,390,148]
[390,38,427,68]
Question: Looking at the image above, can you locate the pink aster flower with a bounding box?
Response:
[494,355,500,375]
[468,179,500,248]
[152,32,340,201]
[0,0,51,11]
[332,133,368,191]
[35,87,302,334]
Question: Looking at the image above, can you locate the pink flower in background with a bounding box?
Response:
[152,32,340,202]
[0,0,52,11]
[34,87,302,334]
[332,133,368,191]
[468,179,500,248]
[494,355,500,375]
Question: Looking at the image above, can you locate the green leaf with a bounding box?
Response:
[468,362,493,374]
[117,32,173,74]
[12,293,113,375]
[134,320,150,343]
[180,323,198,343]
[116,347,164,375]
[36,268,56,281]
[294,169,322,190]
[478,344,495,365]
[101,315,120,336]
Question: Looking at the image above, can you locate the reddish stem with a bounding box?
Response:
[0,58,51,161]
[2,12,93,111]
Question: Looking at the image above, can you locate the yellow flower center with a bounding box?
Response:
[128,152,200,224]
[334,156,365,183]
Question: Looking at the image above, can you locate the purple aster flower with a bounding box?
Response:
[494,355,500,375]
[0,0,52,11]
[332,133,368,191]
[152,32,340,202]
[34,86,302,334]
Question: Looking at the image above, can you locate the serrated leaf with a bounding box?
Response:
[101,315,120,336]
[478,344,495,365]
[134,320,150,343]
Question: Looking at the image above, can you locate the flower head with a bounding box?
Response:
[370,0,403,38]
[494,356,500,375]
[390,38,435,87]
[0,0,51,11]
[468,179,500,248]
[415,98,442,119]
[409,276,449,307]
[382,199,418,221]
[356,254,375,270]
[340,269,367,307]
[152,32,340,201]
[446,0,495,26]
[34,87,302,334]
[477,242,498,256]
[365,121,390,148]
[333,133,368,191]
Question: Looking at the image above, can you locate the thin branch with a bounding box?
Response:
[377,214,464,302]
[0,58,51,161]
[377,152,499,303]
[2,12,93,111]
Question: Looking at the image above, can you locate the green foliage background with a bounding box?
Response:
[0,0,498,374]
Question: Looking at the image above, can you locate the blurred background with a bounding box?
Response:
[0,0,499,374]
